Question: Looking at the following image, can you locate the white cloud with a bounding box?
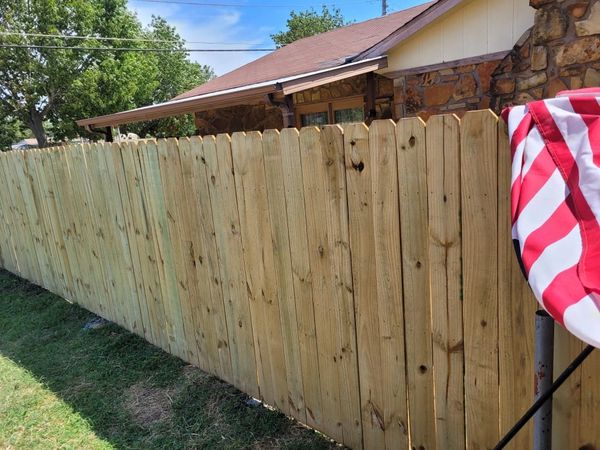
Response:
[128,1,270,75]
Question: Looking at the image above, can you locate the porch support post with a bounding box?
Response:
[366,72,377,122]
[279,95,296,128]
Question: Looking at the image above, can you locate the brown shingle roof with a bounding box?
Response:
[174,1,435,100]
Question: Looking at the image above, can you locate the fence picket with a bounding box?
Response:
[426,114,465,450]
[461,110,500,449]
[2,114,599,449]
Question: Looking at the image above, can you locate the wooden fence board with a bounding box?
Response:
[497,120,536,450]
[232,131,289,413]
[426,114,465,450]
[3,115,599,450]
[278,128,322,430]
[204,133,259,399]
[461,110,500,450]
[180,136,233,382]
[300,125,362,449]
[263,129,306,422]
[396,117,436,450]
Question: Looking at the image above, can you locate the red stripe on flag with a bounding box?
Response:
[512,146,556,225]
[520,198,577,272]
[530,100,600,295]
[541,264,591,325]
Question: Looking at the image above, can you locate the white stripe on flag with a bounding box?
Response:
[512,169,570,246]
[527,224,581,299]
[563,294,600,348]
[521,127,546,179]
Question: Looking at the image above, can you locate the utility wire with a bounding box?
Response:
[0,31,260,46]
[131,0,369,7]
[0,44,275,51]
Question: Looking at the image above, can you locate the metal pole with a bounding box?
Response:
[494,344,595,450]
[534,310,554,450]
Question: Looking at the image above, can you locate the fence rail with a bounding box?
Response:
[0,110,598,449]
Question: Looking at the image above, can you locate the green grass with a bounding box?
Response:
[0,269,338,450]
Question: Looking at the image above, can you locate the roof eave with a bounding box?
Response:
[76,56,387,130]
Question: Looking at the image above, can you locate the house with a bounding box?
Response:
[77,0,599,137]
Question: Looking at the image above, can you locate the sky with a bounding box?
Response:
[126,0,428,76]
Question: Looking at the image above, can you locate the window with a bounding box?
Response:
[295,97,365,127]
[300,111,329,127]
[334,107,364,124]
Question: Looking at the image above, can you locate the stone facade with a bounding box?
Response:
[392,60,502,121]
[491,0,600,112]
[194,74,394,135]
[195,103,283,136]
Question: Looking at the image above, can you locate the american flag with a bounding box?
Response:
[505,88,600,349]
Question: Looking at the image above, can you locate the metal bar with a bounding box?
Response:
[534,310,554,450]
[494,344,595,450]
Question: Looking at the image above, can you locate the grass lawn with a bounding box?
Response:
[0,269,338,450]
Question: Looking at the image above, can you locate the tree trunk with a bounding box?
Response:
[27,109,48,148]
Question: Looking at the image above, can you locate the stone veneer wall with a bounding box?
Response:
[195,103,283,136]
[392,60,501,121]
[491,0,600,111]
[194,74,395,135]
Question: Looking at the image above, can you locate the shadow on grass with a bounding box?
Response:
[0,269,338,450]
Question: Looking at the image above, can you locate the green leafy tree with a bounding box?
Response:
[0,116,27,151]
[0,1,214,146]
[271,6,350,48]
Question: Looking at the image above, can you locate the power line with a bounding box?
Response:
[0,31,260,46]
[0,44,274,52]
[131,0,369,7]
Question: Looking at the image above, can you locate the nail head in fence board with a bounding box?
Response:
[460,109,500,449]
[497,119,536,450]
[263,128,306,423]
[426,114,466,450]
[203,134,259,399]
[279,127,323,430]
[551,325,583,449]
[396,116,436,450]
[232,131,290,413]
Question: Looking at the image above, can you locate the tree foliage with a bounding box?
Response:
[0,1,214,147]
[271,6,350,48]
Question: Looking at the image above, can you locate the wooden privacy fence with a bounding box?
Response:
[0,110,598,449]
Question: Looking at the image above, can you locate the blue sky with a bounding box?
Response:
[127,0,427,75]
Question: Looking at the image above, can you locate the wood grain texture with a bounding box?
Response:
[426,114,465,450]
[461,110,500,450]
[497,120,536,450]
[397,117,436,450]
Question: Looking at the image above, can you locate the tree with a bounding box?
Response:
[0,1,214,146]
[271,6,350,48]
